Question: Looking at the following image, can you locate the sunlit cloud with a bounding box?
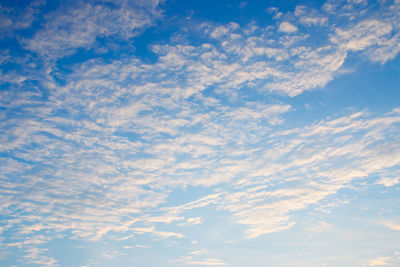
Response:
[1,0,400,266]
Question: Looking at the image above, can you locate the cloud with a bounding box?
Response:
[278,22,298,33]
[367,33,400,64]
[1,0,400,264]
[102,249,124,259]
[376,177,400,187]
[23,247,58,267]
[294,5,328,26]
[175,250,226,266]
[133,226,184,239]
[2,18,400,254]
[327,0,400,63]
[368,257,392,266]
[383,221,400,231]
[0,0,43,37]
[23,0,162,58]
[266,7,283,20]
[212,110,400,237]
[180,217,202,226]
[331,20,393,51]
[189,249,207,256]
[322,0,369,18]
[210,22,239,39]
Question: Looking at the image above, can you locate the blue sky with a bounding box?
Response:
[1,0,400,266]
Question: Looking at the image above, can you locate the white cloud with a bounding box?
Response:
[331,20,393,51]
[102,249,123,259]
[3,72,400,244]
[190,249,207,256]
[175,251,226,266]
[23,0,162,58]
[23,247,58,267]
[278,22,298,33]
[368,257,392,266]
[376,177,400,187]
[133,225,184,239]
[322,0,369,18]
[0,0,43,36]
[182,217,202,226]
[210,23,239,38]
[155,230,185,239]
[295,5,328,26]
[185,258,226,266]
[2,0,400,264]
[266,7,283,20]
[213,110,400,237]
[383,221,400,231]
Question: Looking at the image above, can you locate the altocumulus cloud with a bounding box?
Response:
[1,0,400,266]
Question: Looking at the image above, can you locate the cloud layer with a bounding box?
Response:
[1,0,400,266]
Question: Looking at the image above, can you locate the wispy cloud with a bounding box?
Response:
[23,247,58,267]
[22,0,162,59]
[382,221,400,231]
[0,0,43,37]
[2,10,400,249]
[376,177,400,187]
[294,5,328,27]
[1,0,400,265]
[368,257,392,266]
[175,250,226,266]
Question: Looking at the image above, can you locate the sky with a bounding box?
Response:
[0,0,400,266]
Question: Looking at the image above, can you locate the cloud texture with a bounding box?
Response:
[1,0,400,266]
